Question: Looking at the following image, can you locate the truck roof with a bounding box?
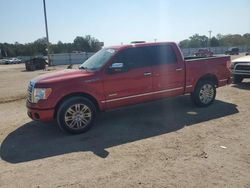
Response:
[109,42,176,50]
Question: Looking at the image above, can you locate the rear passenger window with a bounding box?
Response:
[112,47,151,69]
[149,45,177,65]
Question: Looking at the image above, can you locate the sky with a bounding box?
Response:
[0,0,250,46]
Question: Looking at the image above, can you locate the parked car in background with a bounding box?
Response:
[0,59,7,64]
[9,58,22,64]
[1,59,10,64]
[225,47,239,55]
[0,58,22,64]
[26,42,231,134]
[25,57,47,71]
[230,56,250,84]
[194,49,213,57]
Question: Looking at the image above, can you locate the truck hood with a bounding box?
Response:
[232,56,250,63]
[32,69,94,85]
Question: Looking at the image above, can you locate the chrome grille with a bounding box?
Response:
[27,81,35,102]
[236,65,250,71]
[233,63,250,75]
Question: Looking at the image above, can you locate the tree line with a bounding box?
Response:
[0,35,103,57]
[2,33,250,57]
[179,33,250,48]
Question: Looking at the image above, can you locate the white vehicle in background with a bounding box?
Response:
[0,59,6,64]
[0,59,10,64]
[8,58,15,64]
[4,58,22,64]
[231,56,250,84]
[13,58,22,64]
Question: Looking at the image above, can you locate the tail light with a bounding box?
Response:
[226,60,231,69]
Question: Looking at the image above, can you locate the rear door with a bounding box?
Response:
[102,47,153,109]
[150,45,185,97]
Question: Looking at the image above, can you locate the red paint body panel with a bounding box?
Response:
[26,42,231,122]
[27,106,54,122]
[102,66,153,109]
[185,56,231,92]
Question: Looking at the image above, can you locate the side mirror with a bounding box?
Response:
[108,62,127,74]
[111,63,124,68]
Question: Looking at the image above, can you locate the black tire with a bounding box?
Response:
[191,80,216,107]
[232,75,243,84]
[56,97,96,134]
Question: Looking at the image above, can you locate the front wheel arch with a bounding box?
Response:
[54,92,100,119]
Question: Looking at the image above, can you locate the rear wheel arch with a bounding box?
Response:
[194,74,218,89]
[191,74,218,107]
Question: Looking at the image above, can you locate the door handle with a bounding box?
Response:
[144,72,152,76]
[176,68,183,71]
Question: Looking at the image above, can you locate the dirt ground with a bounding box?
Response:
[0,59,249,188]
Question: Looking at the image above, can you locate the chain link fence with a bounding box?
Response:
[49,52,94,66]
[181,45,250,57]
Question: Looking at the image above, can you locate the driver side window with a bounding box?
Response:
[112,47,151,69]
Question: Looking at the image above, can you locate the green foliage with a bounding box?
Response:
[0,35,103,57]
[179,39,190,48]
[179,33,250,48]
[210,37,220,47]
[189,34,208,48]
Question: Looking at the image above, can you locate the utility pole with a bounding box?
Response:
[208,30,212,49]
[43,0,51,65]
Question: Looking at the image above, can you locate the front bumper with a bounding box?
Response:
[231,70,250,76]
[27,106,54,122]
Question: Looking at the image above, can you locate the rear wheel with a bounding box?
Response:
[232,75,243,84]
[57,97,96,134]
[191,80,216,107]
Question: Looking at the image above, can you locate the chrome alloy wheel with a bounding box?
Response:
[199,84,214,104]
[64,104,92,129]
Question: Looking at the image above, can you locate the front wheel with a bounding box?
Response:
[191,81,216,107]
[57,97,96,134]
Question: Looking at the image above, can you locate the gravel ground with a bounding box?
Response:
[0,60,249,188]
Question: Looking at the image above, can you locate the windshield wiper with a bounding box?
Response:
[79,66,88,70]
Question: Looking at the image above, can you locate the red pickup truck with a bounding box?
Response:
[27,42,231,134]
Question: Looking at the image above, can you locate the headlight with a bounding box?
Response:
[33,88,52,103]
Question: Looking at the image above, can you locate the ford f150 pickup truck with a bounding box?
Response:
[27,42,231,134]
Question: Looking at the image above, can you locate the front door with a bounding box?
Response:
[102,47,153,109]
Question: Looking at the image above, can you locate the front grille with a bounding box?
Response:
[235,65,250,71]
[233,62,250,75]
[27,81,35,102]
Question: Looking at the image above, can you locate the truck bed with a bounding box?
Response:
[184,55,231,93]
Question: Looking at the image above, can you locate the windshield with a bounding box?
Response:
[79,48,116,70]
